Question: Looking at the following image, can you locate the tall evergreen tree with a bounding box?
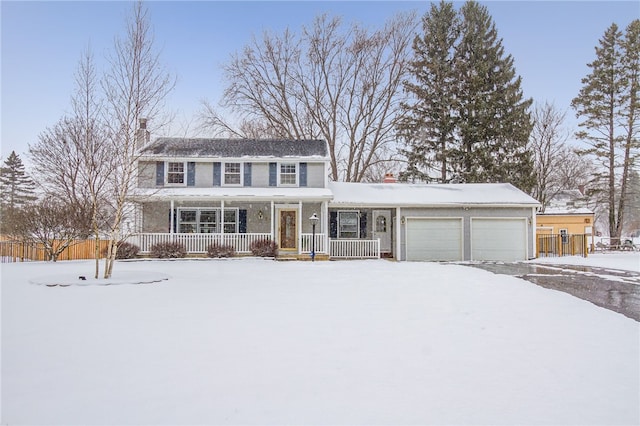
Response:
[454,1,533,190]
[398,0,534,191]
[398,1,459,183]
[0,151,36,210]
[0,151,36,235]
[571,20,640,241]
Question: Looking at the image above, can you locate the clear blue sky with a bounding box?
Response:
[2,1,639,162]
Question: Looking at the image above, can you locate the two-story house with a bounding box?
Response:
[129,130,540,261]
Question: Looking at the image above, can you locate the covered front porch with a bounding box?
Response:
[128,189,380,259]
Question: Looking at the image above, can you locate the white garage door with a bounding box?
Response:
[471,218,527,261]
[406,218,463,261]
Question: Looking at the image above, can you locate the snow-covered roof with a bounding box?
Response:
[539,206,594,215]
[328,182,540,207]
[130,186,333,202]
[140,138,328,159]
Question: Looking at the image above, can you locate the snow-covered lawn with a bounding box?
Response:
[2,257,638,425]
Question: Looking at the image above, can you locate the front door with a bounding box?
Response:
[373,210,392,253]
[278,210,298,251]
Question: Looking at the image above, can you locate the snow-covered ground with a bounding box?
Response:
[2,257,639,425]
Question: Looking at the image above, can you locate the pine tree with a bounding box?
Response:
[0,151,36,235]
[398,1,459,183]
[453,1,533,190]
[0,151,36,210]
[398,0,534,191]
[571,20,640,241]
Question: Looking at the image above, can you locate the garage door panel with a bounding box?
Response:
[472,218,527,261]
[406,218,462,261]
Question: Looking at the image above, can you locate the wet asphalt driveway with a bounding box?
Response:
[463,262,640,322]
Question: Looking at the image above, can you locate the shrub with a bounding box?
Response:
[150,241,187,259]
[250,239,278,257]
[206,243,236,258]
[115,241,140,259]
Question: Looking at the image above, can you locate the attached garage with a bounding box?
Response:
[406,218,463,261]
[471,218,527,261]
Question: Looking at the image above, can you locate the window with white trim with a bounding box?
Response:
[224,162,242,185]
[279,163,297,186]
[338,211,359,239]
[167,162,186,185]
[177,208,238,233]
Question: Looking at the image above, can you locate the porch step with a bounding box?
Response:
[276,253,330,261]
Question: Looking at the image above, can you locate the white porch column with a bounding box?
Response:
[220,200,225,233]
[170,200,175,234]
[322,200,329,253]
[298,201,303,252]
[270,201,275,240]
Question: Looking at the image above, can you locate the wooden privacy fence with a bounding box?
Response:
[537,234,588,258]
[0,239,110,263]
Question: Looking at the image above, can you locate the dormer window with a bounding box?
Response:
[279,163,297,186]
[167,162,185,185]
[224,162,242,185]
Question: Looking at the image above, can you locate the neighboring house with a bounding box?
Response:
[129,133,540,261]
[536,190,595,237]
[536,189,595,256]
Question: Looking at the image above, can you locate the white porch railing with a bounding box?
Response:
[329,238,380,259]
[300,233,327,254]
[128,233,271,254]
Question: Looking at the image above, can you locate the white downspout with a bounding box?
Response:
[532,206,537,259]
[396,207,401,261]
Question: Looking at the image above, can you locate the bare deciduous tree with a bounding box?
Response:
[101,0,175,278]
[202,12,417,182]
[528,102,595,211]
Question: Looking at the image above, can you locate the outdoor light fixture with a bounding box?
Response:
[257,209,264,220]
[309,212,319,262]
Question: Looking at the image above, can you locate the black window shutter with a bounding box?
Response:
[156,162,164,186]
[213,162,221,186]
[299,162,307,187]
[359,211,367,239]
[243,163,252,187]
[187,162,196,186]
[329,211,338,238]
[239,209,247,233]
[269,162,277,187]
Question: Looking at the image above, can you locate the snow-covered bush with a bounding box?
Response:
[149,241,186,259]
[250,239,278,257]
[115,241,140,259]
[206,243,236,258]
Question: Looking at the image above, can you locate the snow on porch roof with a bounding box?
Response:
[129,186,333,201]
[328,182,540,207]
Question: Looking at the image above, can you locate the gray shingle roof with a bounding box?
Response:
[140,138,328,158]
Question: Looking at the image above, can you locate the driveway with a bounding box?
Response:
[464,262,640,322]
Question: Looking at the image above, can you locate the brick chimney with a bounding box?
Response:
[136,118,150,150]
[383,173,397,183]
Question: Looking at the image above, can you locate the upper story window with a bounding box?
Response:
[224,162,242,185]
[167,162,185,185]
[279,163,297,186]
